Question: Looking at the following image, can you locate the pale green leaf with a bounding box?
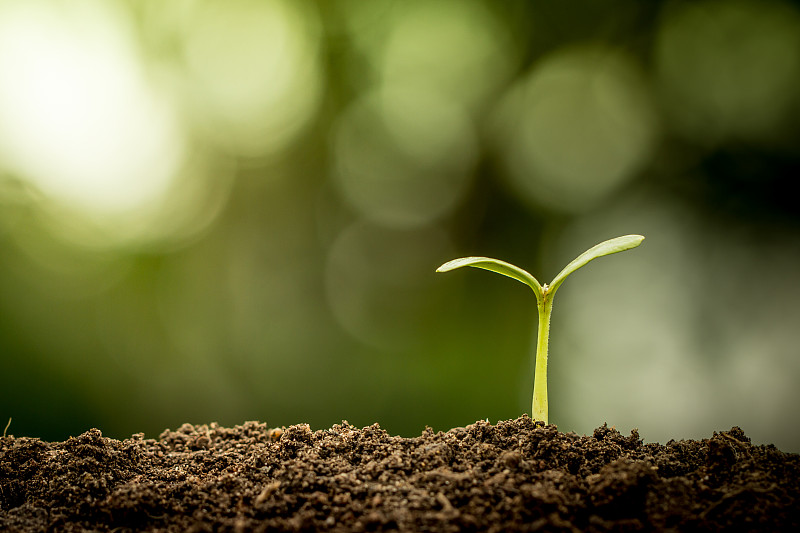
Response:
[548,234,644,295]
[436,256,543,297]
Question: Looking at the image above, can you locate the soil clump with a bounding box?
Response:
[1,416,798,531]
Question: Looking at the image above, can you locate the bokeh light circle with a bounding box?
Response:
[181,0,323,158]
[0,1,184,221]
[0,1,236,250]
[380,0,516,110]
[493,46,658,214]
[655,0,800,144]
[325,221,452,350]
[332,87,477,228]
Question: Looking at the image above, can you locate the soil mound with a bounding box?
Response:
[2,416,798,531]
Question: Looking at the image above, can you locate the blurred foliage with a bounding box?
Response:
[1,0,799,452]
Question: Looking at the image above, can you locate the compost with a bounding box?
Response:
[1,416,798,531]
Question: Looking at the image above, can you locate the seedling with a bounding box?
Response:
[436,234,644,425]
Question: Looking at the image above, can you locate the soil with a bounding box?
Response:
[1,417,798,532]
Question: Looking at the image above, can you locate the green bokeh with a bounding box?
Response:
[1,0,799,452]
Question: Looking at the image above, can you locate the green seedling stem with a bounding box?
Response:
[436,234,644,425]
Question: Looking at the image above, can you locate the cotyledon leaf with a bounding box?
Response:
[436,256,544,299]
[547,234,644,295]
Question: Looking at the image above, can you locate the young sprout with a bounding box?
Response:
[436,234,644,425]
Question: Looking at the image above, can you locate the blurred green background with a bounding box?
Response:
[1,0,799,452]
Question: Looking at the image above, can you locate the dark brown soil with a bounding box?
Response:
[1,417,798,532]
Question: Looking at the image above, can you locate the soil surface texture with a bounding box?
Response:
[1,416,798,532]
